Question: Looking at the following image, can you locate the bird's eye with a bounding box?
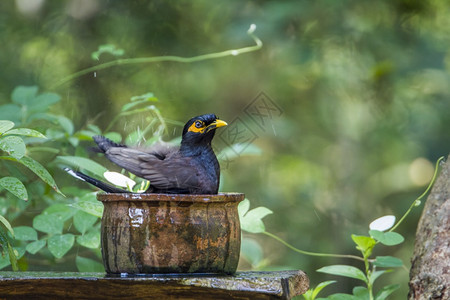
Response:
[195,121,203,128]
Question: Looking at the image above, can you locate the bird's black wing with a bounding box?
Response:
[103,146,202,192]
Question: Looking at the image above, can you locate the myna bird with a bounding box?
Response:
[65,114,227,194]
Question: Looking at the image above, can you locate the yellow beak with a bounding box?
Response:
[206,119,228,132]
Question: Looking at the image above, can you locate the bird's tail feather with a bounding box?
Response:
[92,135,126,153]
[64,168,129,193]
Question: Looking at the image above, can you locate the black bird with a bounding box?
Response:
[66,114,227,194]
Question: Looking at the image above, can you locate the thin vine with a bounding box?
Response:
[51,24,262,89]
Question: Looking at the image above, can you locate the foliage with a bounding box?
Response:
[0,86,108,271]
[302,281,336,300]
[0,215,18,271]
[239,157,442,299]
[0,112,64,269]
[239,198,273,233]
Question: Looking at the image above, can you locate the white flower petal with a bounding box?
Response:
[369,215,396,232]
[104,171,136,188]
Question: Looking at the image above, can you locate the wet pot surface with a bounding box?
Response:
[97,193,244,275]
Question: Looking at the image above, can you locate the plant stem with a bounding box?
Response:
[365,261,374,300]
[262,231,365,262]
[389,156,444,232]
[368,281,374,300]
[51,24,262,89]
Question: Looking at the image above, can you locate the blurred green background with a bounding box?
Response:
[1,0,449,298]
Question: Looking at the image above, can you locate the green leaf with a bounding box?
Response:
[373,256,403,268]
[45,128,65,140]
[0,249,11,270]
[11,86,38,105]
[375,284,400,300]
[240,206,273,233]
[122,100,145,112]
[322,294,355,300]
[74,210,98,234]
[369,269,392,285]
[31,93,61,113]
[0,120,15,134]
[16,156,63,195]
[0,232,11,266]
[56,116,74,135]
[238,198,250,219]
[33,213,64,235]
[87,124,102,134]
[76,256,104,272]
[48,234,75,258]
[5,128,47,139]
[76,230,100,249]
[28,112,58,123]
[0,228,9,244]
[13,226,37,241]
[241,237,263,267]
[44,204,76,221]
[308,280,336,300]
[0,106,21,124]
[369,230,404,246]
[56,156,108,179]
[0,245,25,271]
[68,137,79,147]
[0,177,28,200]
[7,243,18,271]
[351,234,376,257]
[61,186,91,197]
[70,193,104,218]
[26,240,46,254]
[103,132,122,143]
[352,286,369,300]
[303,290,313,300]
[0,215,14,237]
[0,136,26,159]
[0,230,14,269]
[122,99,157,112]
[75,130,96,140]
[317,265,368,283]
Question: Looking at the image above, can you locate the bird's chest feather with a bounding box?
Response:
[187,148,220,189]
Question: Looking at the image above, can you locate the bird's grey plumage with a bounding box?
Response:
[93,136,217,194]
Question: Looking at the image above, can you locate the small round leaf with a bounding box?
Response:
[48,234,75,258]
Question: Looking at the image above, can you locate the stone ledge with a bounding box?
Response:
[0,270,309,299]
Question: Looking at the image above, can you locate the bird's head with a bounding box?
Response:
[181,114,227,147]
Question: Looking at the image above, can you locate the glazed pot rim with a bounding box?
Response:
[97,192,245,203]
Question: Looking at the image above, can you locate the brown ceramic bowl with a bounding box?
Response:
[97,192,244,275]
